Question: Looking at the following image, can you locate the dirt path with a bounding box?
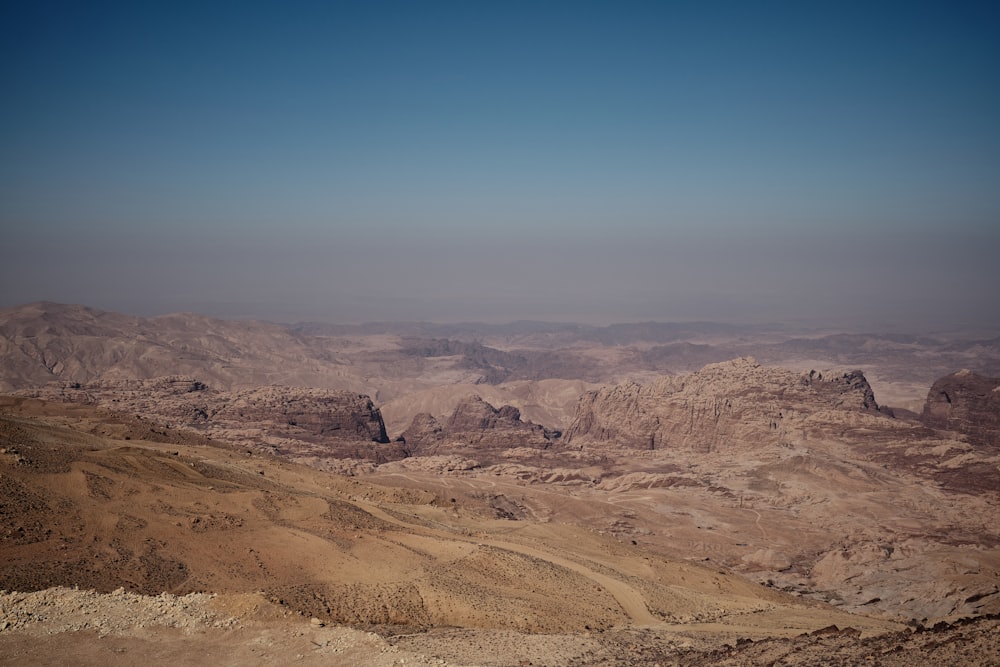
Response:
[747,508,767,541]
[357,501,661,626]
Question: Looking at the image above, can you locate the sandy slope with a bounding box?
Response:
[1,398,931,665]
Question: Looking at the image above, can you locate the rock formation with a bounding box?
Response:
[214,386,389,443]
[921,369,1000,449]
[400,395,557,456]
[398,412,445,454]
[16,377,399,462]
[0,301,373,394]
[565,357,886,451]
[445,396,544,442]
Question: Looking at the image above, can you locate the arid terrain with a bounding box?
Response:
[2,302,999,665]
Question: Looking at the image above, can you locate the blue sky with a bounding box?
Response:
[1,2,998,328]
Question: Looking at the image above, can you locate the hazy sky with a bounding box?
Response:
[2,2,998,329]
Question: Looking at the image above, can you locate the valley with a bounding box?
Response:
[2,302,999,665]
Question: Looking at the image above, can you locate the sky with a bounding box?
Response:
[1,1,998,330]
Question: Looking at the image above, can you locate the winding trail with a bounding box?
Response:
[356,501,660,627]
[747,508,767,541]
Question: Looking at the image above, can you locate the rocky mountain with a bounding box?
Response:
[398,412,446,452]
[17,377,401,464]
[400,395,557,457]
[922,369,1000,449]
[565,357,885,451]
[378,378,595,437]
[0,303,614,404]
[6,302,1000,415]
[213,386,389,443]
[0,302,365,393]
[445,395,554,443]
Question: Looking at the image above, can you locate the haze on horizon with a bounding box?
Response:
[2,2,998,331]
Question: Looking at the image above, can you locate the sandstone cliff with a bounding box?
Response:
[17,377,399,462]
[921,369,1000,449]
[400,395,556,456]
[564,357,886,451]
[214,386,389,442]
[398,412,445,454]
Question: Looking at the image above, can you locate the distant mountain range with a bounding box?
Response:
[3,302,999,415]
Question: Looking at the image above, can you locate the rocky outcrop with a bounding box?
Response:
[921,370,1000,449]
[398,412,445,453]
[400,395,557,456]
[17,377,399,462]
[446,395,558,447]
[565,358,886,451]
[213,387,388,443]
[446,396,530,437]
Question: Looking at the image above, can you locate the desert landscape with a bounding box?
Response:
[3,4,999,664]
[2,301,999,665]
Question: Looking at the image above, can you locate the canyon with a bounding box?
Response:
[2,302,999,665]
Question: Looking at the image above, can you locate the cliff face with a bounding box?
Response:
[921,370,1000,449]
[399,412,445,453]
[446,396,527,436]
[400,395,556,455]
[213,387,389,443]
[17,377,398,462]
[564,358,885,451]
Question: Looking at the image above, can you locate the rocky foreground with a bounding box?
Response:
[2,587,998,666]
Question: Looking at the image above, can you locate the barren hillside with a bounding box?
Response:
[2,303,1000,664]
[1,398,937,665]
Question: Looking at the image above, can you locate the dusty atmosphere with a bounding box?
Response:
[4,2,998,664]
